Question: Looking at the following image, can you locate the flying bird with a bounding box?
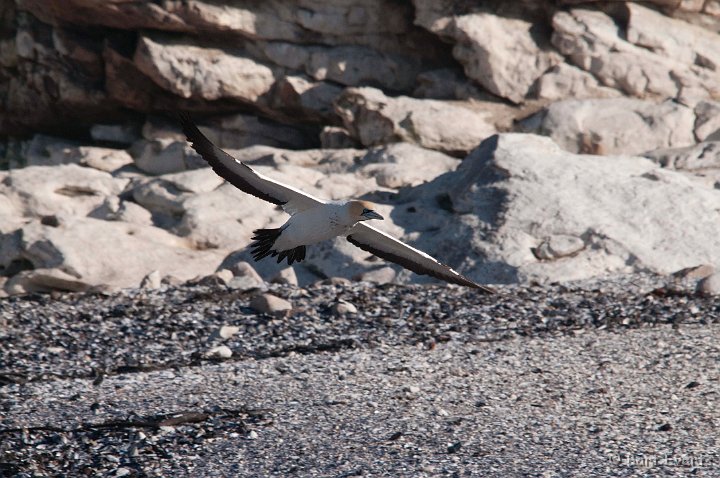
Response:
[179,113,493,292]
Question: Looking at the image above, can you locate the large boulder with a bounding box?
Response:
[2,216,226,294]
[393,134,720,284]
[133,35,277,103]
[335,87,496,156]
[414,1,562,103]
[520,98,696,155]
[0,164,128,218]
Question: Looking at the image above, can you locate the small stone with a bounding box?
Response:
[224,261,265,290]
[197,272,231,287]
[332,300,357,315]
[533,235,585,260]
[247,430,258,440]
[215,269,234,285]
[697,272,720,296]
[447,442,462,453]
[226,260,260,279]
[227,275,267,291]
[161,275,183,286]
[271,267,298,286]
[211,325,240,340]
[657,423,672,432]
[206,345,232,359]
[672,264,715,281]
[140,270,161,289]
[357,266,396,285]
[322,277,352,286]
[250,293,292,316]
[115,468,132,477]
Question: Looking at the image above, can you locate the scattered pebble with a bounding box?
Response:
[332,300,358,315]
[212,325,240,340]
[272,267,298,286]
[249,293,292,316]
[140,270,162,289]
[206,345,233,359]
[697,272,720,296]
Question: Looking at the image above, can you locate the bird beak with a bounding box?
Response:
[362,210,384,220]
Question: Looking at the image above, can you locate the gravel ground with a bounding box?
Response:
[0,275,719,477]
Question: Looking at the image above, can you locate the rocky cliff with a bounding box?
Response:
[1,0,719,295]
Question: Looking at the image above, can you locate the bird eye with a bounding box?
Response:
[362,208,371,214]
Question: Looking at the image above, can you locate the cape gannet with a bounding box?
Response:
[179,113,493,292]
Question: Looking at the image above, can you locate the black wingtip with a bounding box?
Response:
[178,112,201,143]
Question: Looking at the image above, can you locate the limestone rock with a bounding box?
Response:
[87,197,153,226]
[271,75,344,121]
[131,139,207,176]
[219,258,266,291]
[533,235,586,261]
[552,8,720,100]
[205,345,232,359]
[211,325,240,341]
[271,267,298,286]
[358,143,460,189]
[414,4,562,103]
[626,3,720,72]
[2,216,225,294]
[431,133,720,283]
[305,45,422,92]
[521,98,696,155]
[140,270,162,289]
[335,87,496,155]
[644,142,720,171]
[24,136,133,173]
[197,269,234,287]
[0,164,128,218]
[356,266,397,285]
[672,264,715,281]
[332,300,358,315]
[697,272,720,295]
[4,267,93,295]
[249,293,292,316]
[694,100,720,141]
[134,35,276,102]
[534,63,621,101]
[200,114,312,150]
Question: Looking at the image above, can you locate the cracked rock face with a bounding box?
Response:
[1,0,720,294]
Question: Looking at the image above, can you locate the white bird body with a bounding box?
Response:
[179,113,493,292]
[273,202,360,251]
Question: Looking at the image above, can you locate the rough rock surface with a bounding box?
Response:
[2,216,225,294]
[552,6,720,102]
[414,2,562,103]
[522,98,696,155]
[405,134,720,284]
[0,2,719,291]
[335,87,496,156]
[3,2,720,473]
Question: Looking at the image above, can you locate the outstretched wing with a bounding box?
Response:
[347,223,494,293]
[179,113,324,214]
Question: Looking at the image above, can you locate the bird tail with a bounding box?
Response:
[250,228,306,266]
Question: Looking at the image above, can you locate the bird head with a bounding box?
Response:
[348,200,384,221]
